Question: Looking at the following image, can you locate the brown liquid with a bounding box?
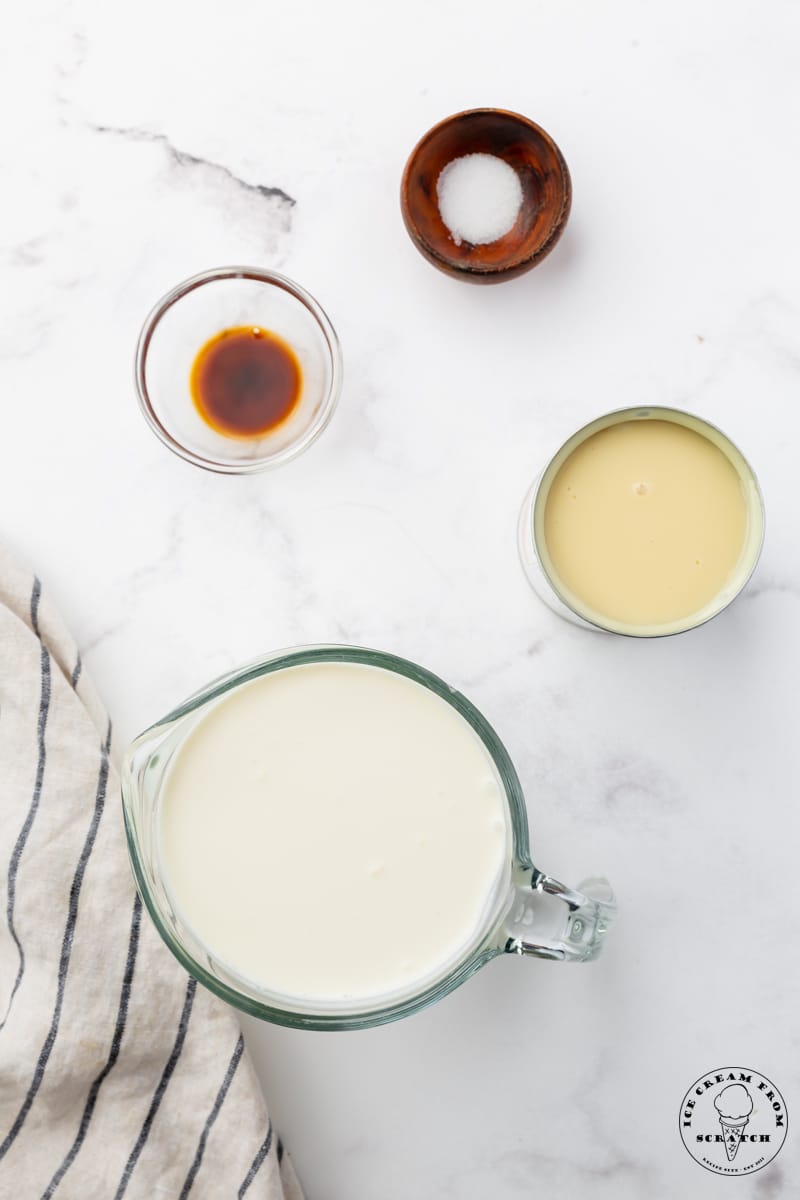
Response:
[190,326,302,439]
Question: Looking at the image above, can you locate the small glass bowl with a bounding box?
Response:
[135,267,343,473]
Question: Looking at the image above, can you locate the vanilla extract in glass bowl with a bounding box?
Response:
[190,325,302,439]
[135,267,342,473]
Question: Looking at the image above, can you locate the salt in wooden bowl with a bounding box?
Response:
[400,108,572,284]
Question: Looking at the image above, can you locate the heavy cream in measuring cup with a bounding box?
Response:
[159,662,511,1006]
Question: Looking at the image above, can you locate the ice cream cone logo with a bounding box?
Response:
[714,1084,754,1162]
[679,1067,788,1176]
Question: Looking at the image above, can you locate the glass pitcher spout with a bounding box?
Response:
[503,868,616,963]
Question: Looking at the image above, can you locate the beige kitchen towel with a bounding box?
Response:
[0,546,303,1199]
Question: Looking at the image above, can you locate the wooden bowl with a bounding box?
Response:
[401,109,571,284]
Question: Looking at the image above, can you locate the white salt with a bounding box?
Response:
[436,153,523,247]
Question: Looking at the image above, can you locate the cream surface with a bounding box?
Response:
[543,419,748,628]
[160,662,510,1004]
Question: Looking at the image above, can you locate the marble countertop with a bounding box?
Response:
[3,2,799,1196]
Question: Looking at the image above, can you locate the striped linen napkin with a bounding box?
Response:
[0,546,303,1200]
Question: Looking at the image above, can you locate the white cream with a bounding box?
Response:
[159,661,510,1006]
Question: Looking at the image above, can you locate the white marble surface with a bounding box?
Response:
[2,2,800,1196]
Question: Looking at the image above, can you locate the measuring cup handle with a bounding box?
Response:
[503,870,616,962]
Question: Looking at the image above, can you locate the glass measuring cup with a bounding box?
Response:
[122,646,615,1030]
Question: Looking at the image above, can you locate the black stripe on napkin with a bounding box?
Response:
[0,720,110,1161]
[0,578,51,1032]
[113,976,197,1200]
[70,653,82,690]
[238,1123,273,1198]
[0,717,111,1162]
[177,1035,245,1199]
[41,894,143,1198]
